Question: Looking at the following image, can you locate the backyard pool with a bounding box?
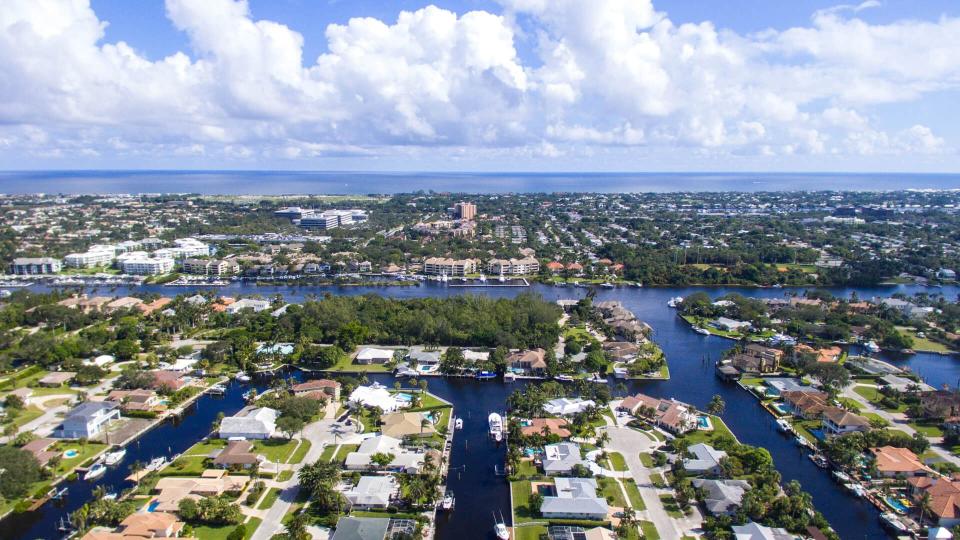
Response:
[884,496,910,514]
[770,402,789,415]
[697,415,713,430]
[395,393,414,403]
[147,500,161,512]
[63,449,79,459]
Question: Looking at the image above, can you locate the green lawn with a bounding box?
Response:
[277,470,293,482]
[319,444,337,462]
[514,525,549,540]
[324,353,391,373]
[853,385,909,413]
[184,438,227,456]
[5,405,44,429]
[909,422,945,437]
[608,452,628,472]
[160,456,208,476]
[252,439,299,463]
[333,444,359,464]
[897,326,956,353]
[638,453,654,467]
[862,412,889,427]
[257,487,282,510]
[288,439,312,464]
[623,478,646,511]
[598,477,627,507]
[658,494,683,518]
[639,520,660,540]
[511,481,540,523]
[650,472,666,488]
[679,414,735,446]
[515,459,539,478]
[193,519,262,540]
[50,441,108,476]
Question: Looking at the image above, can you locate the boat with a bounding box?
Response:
[667,296,684,308]
[588,373,608,384]
[84,462,107,481]
[879,512,908,533]
[846,484,866,498]
[809,454,829,468]
[498,274,506,283]
[243,389,258,402]
[832,470,850,483]
[103,492,117,501]
[554,374,575,382]
[235,372,251,382]
[478,274,487,283]
[489,412,503,441]
[475,371,497,380]
[208,384,227,395]
[503,372,516,382]
[455,418,463,430]
[50,487,68,500]
[694,327,711,335]
[103,448,126,466]
[794,435,809,448]
[58,516,72,532]
[600,282,615,289]
[493,512,510,540]
[864,340,880,353]
[775,418,793,433]
[441,490,455,510]
[145,456,167,472]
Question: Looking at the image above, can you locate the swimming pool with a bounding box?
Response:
[884,496,909,513]
[147,500,161,512]
[697,415,713,430]
[770,402,789,415]
[395,393,414,403]
[63,449,79,459]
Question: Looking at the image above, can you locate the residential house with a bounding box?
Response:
[381,412,436,439]
[150,370,189,391]
[731,522,794,540]
[344,435,430,473]
[713,317,751,332]
[540,477,610,521]
[692,478,751,516]
[684,443,728,476]
[794,344,842,364]
[908,477,960,528]
[21,438,59,467]
[56,401,121,439]
[618,393,697,434]
[781,391,830,420]
[225,298,271,314]
[730,344,783,374]
[602,342,640,362]
[406,349,441,368]
[349,383,403,412]
[152,470,248,512]
[508,348,547,375]
[543,397,595,416]
[211,440,262,469]
[291,379,341,402]
[330,516,413,540]
[80,512,193,540]
[870,446,932,477]
[764,378,819,397]
[355,348,395,365]
[38,371,76,387]
[218,407,279,440]
[105,389,162,412]
[922,390,960,419]
[542,442,586,475]
[821,407,870,437]
[343,475,398,509]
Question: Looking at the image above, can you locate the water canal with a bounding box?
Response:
[9,282,960,540]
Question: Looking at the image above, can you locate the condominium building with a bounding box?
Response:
[454,201,477,220]
[181,258,239,276]
[9,257,62,275]
[118,252,175,275]
[487,257,539,275]
[170,238,210,258]
[64,248,115,268]
[423,257,478,276]
[298,209,368,229]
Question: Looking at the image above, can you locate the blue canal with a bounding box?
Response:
[7,282,960,540]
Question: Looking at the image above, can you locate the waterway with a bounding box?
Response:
[9,281,960,540]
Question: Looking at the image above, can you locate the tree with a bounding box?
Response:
[0,445,42,499]
[277,415,305,439]
[285,512,309,540]
[4,394,24,410]
[226,524,246,540]
[371,452,395,468]
[178,498,199,521]
[707,394,726,416]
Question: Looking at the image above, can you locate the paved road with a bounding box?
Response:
[251,407,363,540]
[601,425,704,539]
[843,384,960,467]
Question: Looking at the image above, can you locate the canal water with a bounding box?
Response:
[9,282,960,540]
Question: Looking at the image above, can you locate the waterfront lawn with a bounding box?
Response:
[792,420,821,445]
[659,494,684,518]
[333,444,359,464]
[193,517,261,540]
[511,481,540,523]
[608,452,628,472]
[161,456,208,476]
[597,477,627,507]
[896,326,955,354]
[288,439,312,464]
[325,353,391,373]
[252,439,299,463]
[514,525,549,540]
[515,458,539,478]
[623,478,646,511]
[909,421,945,438]
[638,453,654,468]
[184,438,227,456]
[50,441,108,476]
[679,415,735,445]
[257,487,281,510]
[639,520,660,540]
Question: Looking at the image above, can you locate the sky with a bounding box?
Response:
[2,0,960,172]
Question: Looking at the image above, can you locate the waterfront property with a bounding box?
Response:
[342,475,398,509]
[55,401,121,439]
[618,392,697,434]
[542,442,588,475]
[691,478,751,516]
[217,406,279,439]
[683,443,727,476]
[540,477,609,521]
[871,446,932,478]
[80,511,190,540]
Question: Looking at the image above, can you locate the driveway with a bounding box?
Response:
[601,425,703,539]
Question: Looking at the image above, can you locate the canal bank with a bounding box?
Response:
[12,281,960,540]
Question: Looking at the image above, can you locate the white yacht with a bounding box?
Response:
[488,412,503,441]
[235,372,251,382]
[493,512,510,540]
[103,448,126,466]
[84,463,107,481]
[455,418,463,430]
[864,341,880,353]
[667,296,684,308]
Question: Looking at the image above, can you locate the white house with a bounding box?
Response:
[354,347,394,365]
[56,401,121,439]
[226,298,272,314]
[543,397,596,416]
[684,443,728,476]
[344,435,427,473]
[713,317,751,332]
[218,407,279,439]
[342,475,398,509]
[540,477,609,521]
[348,383,403,412]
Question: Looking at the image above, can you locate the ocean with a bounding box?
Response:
[1,170,959,194]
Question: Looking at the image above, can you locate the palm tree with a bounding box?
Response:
[707,394,726,416]
[918,491,933,526]
[421,418,431,437]
[129,460,144,486]
[285,512,309,540]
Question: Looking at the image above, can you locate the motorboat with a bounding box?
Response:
[103,492,117,501]
[475,371,497,380]
[50,487,68,500]
[503,372,516,382]
[84,463,107,481]
[667,296,684,308]
[488,413,503,441]
[864,341,880,353]
[775,418,793,433]
[145,456,167,472]
[498,274,506,283]
[588,373,608,384]
[809,454,829,468]
[235,372,251,382]
[441,490,455,510]
[455,418,463,430]
[493,512,510,540]
[554,374,575,382]
[879,512,908,533]
[478,274,487,283]
[600,282,615,289]
[794,435,809,448]
[846,484,866,498]
[694,327,711,335]
[103,448,126,466]
[208,384,227,395]
[832,470,851,483]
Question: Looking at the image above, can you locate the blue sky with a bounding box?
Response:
[2,0,960,172]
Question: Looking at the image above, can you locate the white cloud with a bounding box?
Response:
[0,0,956,166]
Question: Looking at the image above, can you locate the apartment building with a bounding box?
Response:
[118,252,175,275]
[64,248,115,268]
[487,256,539,275]
[9,257,62,274]
[181,258,239,276]
[423,257,478,276]
[454,201,477,220]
